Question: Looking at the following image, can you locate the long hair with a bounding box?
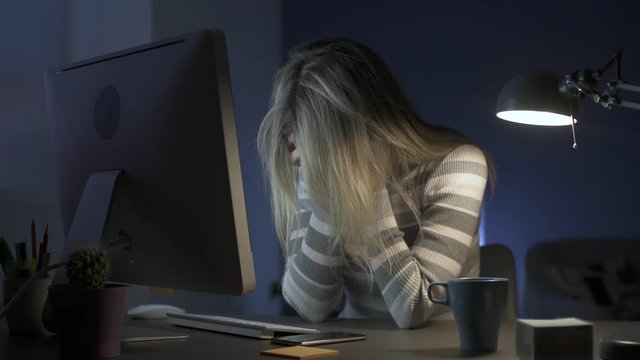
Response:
[258,38,493,268]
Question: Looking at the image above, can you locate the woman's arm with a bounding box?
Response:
[281,173,344,322]
[370,144,488,328]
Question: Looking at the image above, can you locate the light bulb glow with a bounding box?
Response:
[497,110,575,126]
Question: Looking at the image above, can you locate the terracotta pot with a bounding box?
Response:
[48,283,128,360]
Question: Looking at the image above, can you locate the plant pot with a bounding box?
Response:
[48,283,128,360]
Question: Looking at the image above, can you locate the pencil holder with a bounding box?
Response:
[2,276,52,335]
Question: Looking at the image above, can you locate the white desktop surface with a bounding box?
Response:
[1,315,639,359]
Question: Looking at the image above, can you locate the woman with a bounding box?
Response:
[257,38,493,329]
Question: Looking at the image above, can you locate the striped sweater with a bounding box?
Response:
[282,144,489,329]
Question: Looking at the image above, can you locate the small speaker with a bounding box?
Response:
[600,330,640,360]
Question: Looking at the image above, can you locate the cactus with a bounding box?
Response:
[66,246,109,289]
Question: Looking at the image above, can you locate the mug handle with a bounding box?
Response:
[427,282,449,306]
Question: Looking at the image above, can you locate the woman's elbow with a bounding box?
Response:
[392,315,427,329]
[297,308,332,323]
[282,286,341,323]
[389,299,436,329]
[285,298,336,323]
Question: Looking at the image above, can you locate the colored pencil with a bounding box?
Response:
[31,220,38,259]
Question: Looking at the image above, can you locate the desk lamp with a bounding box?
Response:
[496,49,640,149]
[496,49,640,360]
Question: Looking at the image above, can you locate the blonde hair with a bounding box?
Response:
[258,38,493,268]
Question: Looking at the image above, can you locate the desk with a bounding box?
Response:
[1,316,639,359]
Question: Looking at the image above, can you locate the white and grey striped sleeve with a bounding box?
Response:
[369,144,488,329]
[281,172,344,322]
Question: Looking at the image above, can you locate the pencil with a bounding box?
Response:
[42,252,51,277]
[43,224,49,252]
[36,224,49,272]
[36,242,46,271]
[31,220,38,259]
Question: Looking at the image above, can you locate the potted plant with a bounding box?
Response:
[47,241,128,360]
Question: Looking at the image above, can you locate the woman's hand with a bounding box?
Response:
[288,134,300,166]
[371,171,382,190]
[288,134,383,190]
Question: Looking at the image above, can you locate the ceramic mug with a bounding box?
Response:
[427,277,508,353]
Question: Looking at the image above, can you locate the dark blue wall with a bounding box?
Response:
[282,0,640,315]
[3,0,639,319]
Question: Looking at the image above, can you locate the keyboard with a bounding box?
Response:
[166,312,319,339]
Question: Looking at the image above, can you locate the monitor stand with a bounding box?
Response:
[52,169,128,284]
[43,169,128,333]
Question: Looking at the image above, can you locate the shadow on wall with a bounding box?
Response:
[0,189,63,257]
[523,238,640,320]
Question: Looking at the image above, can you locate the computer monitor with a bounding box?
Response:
[44,29,255,295]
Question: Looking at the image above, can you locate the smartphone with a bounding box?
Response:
[270,331,366,346]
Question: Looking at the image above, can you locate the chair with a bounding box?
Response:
[480,243,517,321]
[523,238,640,320]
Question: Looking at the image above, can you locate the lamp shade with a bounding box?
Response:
[496,71,577,126]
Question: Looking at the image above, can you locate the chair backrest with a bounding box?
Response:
[480,243,517,321]
[523,238,640,320]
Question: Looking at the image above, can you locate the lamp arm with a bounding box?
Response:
[598,48,623,80]
[561,77,640,111]
[596,80,640,110]
[617,100,640,111]
[560,76,601,101]
[559,49,640,111]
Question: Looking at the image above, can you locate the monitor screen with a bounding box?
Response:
[44,29,255,295]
